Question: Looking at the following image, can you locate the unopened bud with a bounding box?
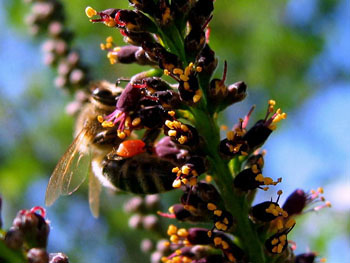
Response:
[49,253,69,263]
[282,189,307,216]
[4,227,24,250]
[142,215,159,231]
[140,238,154,253]
[27,248,49,263]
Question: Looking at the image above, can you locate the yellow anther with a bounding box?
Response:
[180,74,189,82]
[97,115,104,123]
[255,174,264,182]
[223,217,229,225]
[183,81,190,90]
[183,240,191,246]
[164,69,170,75]
[251,164,259,174]
[175,249,182,255]
[106,36,113,43]
[113,47,121,52]
[277,190,283,195]
[226,131,235,141]
[170,234,179,243]
[279,235,286,242]
[205,175,213,182]
[196,66,202,72]
[276,219,284,230]
[272,246,278,253]
[320,258,327,262]
[221,241,229,249]
[318,187,324,194]
[104,17,116,27]
[117,131,126,139]
[277,244,284,253]
[178,136,187,144]
[168,110,175,117]
[271,238,279,245]
[207,230,212,237]
[191,170,198,177]
[173,121,181,129]
[105,42,113,49]
[181,124,189,132]
[282,211,288,218]
[161,257,168,263]
[285,219,296,228]
[173,68,183,75]
[213,237,222,246]
[263,177,273,185]
[207,203,217,211]
[189,177,197,186]
[85,6,97,18]
[168,206,175,214]
[227,253,236,262]
[167,224,177,235]
[193,89,203,103]
[100,43,106,50]
[168,130,177,137]
[214,210,222,216]
[326,201,332,207]
[165,120,174,129]
[181,165,190,175]
[172,179,182,188]
[131,117,141,127]
[181,178,189,185]
[263,187,269,191]
[177,228,188,237]
[172,167,180,173]
[269,99,276,106]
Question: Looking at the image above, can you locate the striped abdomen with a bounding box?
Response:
[102,153,176,194]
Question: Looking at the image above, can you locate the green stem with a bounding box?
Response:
[191,108,266,263]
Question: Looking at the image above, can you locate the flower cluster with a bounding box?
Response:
[0,197,69,263]
[24,0,331,263]
[25,0,90,91]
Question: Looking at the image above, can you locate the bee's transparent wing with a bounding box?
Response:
[89,163,102,218]
[45,129,92,206]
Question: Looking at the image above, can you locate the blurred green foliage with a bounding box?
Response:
[1,0,346,262]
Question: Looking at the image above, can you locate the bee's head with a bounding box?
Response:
[90,81,123,107]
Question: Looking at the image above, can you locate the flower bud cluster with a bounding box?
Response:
[0,202,69,263]
[25,0,90,91]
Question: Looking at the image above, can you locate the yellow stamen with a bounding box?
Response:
[85,6,97,18]
[131,117,141,127]
[207,203,217,211]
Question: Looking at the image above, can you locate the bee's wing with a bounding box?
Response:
[45,128,92,206]
[89,163,102,218]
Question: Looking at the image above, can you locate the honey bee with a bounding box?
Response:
[45,81,123,217]
[45,81,178,217]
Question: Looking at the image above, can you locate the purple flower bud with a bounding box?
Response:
[128,214,143,229]
[295,252,316,263]
[27,248,49,263]
[4,227,24,250]
[49,253,69,263]
[243,120,273,150]
[282,189,307,216]
[142,215,159,231]
[115,10,156,33]
[187,228,212,245]
[185,27,206,58]
[251,201,281,222]
[144,194,160,211]
[124,196,144,213]
[223,81,247,106]
[12,207,49,248]
[233,168,262,191]
[140,238,154,253]
[188,0,214,28]
[197,44,217,78]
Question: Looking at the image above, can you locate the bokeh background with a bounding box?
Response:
[1,0,349,262]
